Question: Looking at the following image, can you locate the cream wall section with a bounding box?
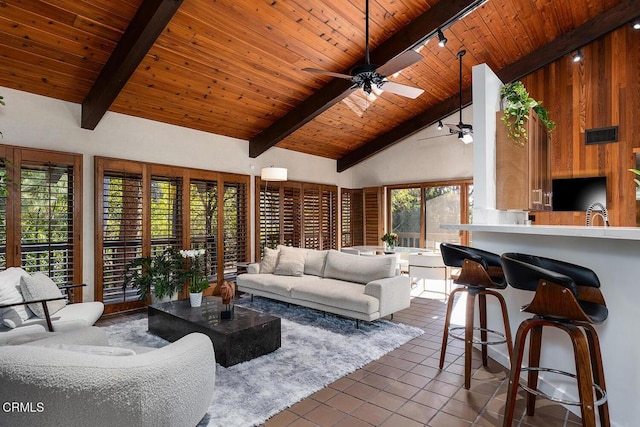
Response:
[0,87,344,301]
[348,107,474,188]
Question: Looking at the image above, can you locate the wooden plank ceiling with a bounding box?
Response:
[0,0,638,170]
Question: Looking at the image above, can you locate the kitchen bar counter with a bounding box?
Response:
[442,223,639,426]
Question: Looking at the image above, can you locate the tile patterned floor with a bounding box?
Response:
[97,293,583,427]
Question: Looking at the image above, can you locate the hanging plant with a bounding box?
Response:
[500,81,555,145]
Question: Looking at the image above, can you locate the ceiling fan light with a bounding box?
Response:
[458,132,473,144]
[572,49,584,62]
[437,120,443,131]
[437,29,447,48]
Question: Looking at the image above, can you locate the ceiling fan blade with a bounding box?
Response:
[302,68,353,80]
[376,50,423,77]
[380,81,424,99]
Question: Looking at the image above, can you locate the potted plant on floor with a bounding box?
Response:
[124,247,187,302]
[180,249,209,307]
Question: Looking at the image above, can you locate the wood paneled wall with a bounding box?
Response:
[521,25,640,227]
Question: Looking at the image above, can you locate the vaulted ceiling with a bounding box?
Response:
[1,0,638,171]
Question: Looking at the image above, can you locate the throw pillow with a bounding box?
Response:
[274,246,306,277]
[304,250,328,276]
[259,247,279,274]
[0,267,32,328]
[19,273,67,319]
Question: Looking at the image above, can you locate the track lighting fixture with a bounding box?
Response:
[437,29,447,48]
[633,20,640,30]
[437,120,443,131]
[572,49,584,63]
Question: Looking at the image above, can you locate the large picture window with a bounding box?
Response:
[96,158,249,313]
[0,144,83,298]
[256,179,337,258]
[388,180,472,249]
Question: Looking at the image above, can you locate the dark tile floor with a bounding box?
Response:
[96,293,582,427]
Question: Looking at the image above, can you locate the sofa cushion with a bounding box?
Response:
[259,247,279,274]
[291,278,380,314]
[20,273,67,319]
[238,273,321,298]
[274,246,306,277]
[0,267,32,328]
[304,250,328,277]
[323,250,396,285]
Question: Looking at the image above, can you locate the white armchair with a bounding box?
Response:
[0,327,216,427]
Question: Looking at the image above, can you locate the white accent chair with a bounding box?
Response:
[0,326,216,427]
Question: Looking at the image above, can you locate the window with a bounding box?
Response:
[387,180,472,249]
[0,144,82,297]
[341,188,363,247]
[96,158,249,313]
[256,179,337,257]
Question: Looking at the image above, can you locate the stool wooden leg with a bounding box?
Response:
[464,289,478,389]
[440,287,465,369]
[581,323,610,427]
[567,325,596,427]
[479,292,488,367]
[526,324,543,416]
[493,291,513,361]
[503,319,535,427]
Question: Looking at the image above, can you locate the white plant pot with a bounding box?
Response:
[190,292,203,308]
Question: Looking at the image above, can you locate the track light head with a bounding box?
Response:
[572,49,584,63]
[437,29,447,48]
[437,120,443,131]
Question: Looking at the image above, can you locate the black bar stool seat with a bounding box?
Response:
[500,252,610,427]
[439,243,513,389]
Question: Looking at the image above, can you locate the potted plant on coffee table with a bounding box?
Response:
[124,247,187,302]
[180,249,210,307]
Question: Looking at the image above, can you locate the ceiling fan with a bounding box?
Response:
[419,49,473,143]
[445,50,473,143]
[303,0,424,99]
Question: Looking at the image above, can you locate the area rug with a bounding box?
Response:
[103,296,423,427]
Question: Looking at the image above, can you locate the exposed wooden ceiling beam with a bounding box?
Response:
[337,0,640,172]
[81,0,183,130]
[249,0,480,158]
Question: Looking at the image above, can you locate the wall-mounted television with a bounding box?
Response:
[552,176,607,211]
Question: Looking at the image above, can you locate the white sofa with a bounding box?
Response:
[0,326,216,427]
[237,248,411,324]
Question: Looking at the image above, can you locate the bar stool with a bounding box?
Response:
[439,243,513,389]
[500,253,609,427]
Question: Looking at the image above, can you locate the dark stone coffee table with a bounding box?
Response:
[148,297,281,367]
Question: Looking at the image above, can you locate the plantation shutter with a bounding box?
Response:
[341,188,364,247]
[321,186,337,250]
[259,181,281,256]
[303,185,320,249]
[0,153,7,270]
[190,179,218,282]
[257,179,338,255]
[222,181,249,282]
[150,176,183,257]
[363,187,383,246]
[282,185,301,247]
[19,163,75,284]
[100,172,144,307]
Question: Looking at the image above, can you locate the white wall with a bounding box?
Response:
[348,107,474,188]
[0,87,342,300]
